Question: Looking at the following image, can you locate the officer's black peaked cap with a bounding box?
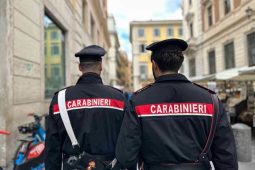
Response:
[75,45,106,62]
[146,38,188,52]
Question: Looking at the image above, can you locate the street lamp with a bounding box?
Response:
[245,7,254,19]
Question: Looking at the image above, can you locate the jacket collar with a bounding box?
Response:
[76,72,103,84]
[155,74,190,83]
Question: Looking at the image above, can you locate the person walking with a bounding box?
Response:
[115,39,238,170]
[45,45,125,170]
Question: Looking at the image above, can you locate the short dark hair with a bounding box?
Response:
[151,49,184,72]
[79,61,101,72]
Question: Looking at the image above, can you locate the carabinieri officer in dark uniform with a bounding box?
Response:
[45,45,125,170]
[115,39,238,170]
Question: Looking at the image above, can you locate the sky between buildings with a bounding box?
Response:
[108,0,183,59]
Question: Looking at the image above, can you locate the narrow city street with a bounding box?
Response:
[0,0,255,169]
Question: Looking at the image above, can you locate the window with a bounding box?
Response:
[207,5,213,27]
[208,50,216,74]
[51,43,59,55]
[138,28,145,37]
[139,44,146,53]
[52,65,60,77]
[91,15,95,40]
[45,66,48,77]
[224,0,231,15]
[189,23,193,37]
[139,63,148,80]
[44,15,65,98]
[189,0,192,5]
[97,30,100,44]
[82,0,87,25]
[153,28,160,37]
[224,42,235,69]
[178,28,183,36]
[167,27,173,36]
[51,31,58,40]
[247,32,255,66]
[189,58,196,77]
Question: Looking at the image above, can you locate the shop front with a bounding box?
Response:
[191,66,255,127]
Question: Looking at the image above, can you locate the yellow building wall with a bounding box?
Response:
[45,28,63,77]
[137,24,182,82]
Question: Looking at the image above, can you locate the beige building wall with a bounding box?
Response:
[182,0,255,80]
[0,0,10,167]
[0,0,110,167]
[200,0,255,75]
[117,51,133,91]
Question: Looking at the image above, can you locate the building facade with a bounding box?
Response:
[182,0,255,80]
[0,0,110,167]
[117,51,133,91]
[108,15,120,86]
[182,0,203,78]
[130,20,183,90]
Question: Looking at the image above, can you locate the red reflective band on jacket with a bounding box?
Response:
[53,98,124,114]
[135,103,214,117]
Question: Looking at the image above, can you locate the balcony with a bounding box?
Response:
[185,12,194,22]
[184,37,197,56]
[201,0,212,5]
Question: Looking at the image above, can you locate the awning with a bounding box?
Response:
[232,66,255,81]
[191,66,255,82]
[239,66,255,74]
[215,67,246,80]
[190,74,215,82]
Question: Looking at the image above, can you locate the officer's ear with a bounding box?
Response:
[152,60,158,71]
[79,63,82,72]
[99,61,102,71]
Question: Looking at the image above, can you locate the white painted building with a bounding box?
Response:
[182,0,203,78]
[107,15,120,86]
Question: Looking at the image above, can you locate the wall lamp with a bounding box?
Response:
[245,7,254,19]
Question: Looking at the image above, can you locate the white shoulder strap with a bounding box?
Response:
[58,89,79,147]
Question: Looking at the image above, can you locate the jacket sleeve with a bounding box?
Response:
[45,97,62,170]
[211,100,238,170]
[115,99,142,168]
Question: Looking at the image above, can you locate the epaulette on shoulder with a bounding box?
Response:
[134,83,153,94]
[193,83,215,94]
[54,86,73,95]
[106,85,123,93]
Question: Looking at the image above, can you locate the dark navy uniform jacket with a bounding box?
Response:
[45,73,125,170]
[116,74,238,170]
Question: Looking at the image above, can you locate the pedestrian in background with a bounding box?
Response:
[45,45,125,170]
[115,39,238,170]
